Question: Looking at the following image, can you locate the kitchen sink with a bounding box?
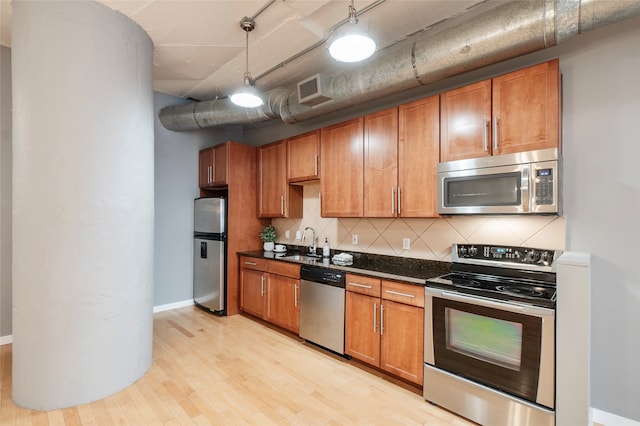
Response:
[279,254,326,264]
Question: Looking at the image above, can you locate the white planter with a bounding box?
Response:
[263,241,275,252]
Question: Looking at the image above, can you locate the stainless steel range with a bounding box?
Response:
[424,243,560,426]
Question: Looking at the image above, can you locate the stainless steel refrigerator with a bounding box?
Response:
[193,197,226,315]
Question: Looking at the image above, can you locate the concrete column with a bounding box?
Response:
[11,1,154,409]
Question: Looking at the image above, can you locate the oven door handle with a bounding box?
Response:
[425,288,555,317]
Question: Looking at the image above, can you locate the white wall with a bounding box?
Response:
[0,46,11,341]
[559,18,640,422]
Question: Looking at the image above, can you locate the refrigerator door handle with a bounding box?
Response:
[200,241,207,259]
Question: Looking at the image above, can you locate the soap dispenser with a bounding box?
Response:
[322,238,330,258]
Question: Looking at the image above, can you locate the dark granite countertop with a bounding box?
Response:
[238,247,451,286]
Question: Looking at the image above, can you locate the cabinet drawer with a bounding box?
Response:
[381,280,424,308]
[346,274,381,297]
[267,260,300,278]
[240,256,267,271]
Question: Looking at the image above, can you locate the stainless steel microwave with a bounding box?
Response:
[437,148,561,215]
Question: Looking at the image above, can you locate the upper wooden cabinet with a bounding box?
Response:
[199,144,229,188]
[440,59,560,162]
[320,117,364,217]
[257,140,303,218]
[287,130,320,183]
[398,95,441,217]
[363,107,399,217]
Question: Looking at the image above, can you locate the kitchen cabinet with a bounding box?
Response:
[198,144,229,188]
[363,107,398,217]
[288,130,320,183]
[320,117,364,217]
[345,274,424,385]
[266,261,300,334]
[258,140,303,218]
[440,59,560,162]
[239,257,268,318]
[240,256,300,334]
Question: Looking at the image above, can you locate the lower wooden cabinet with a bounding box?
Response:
[345,274,424,385]
[240,256,300,334]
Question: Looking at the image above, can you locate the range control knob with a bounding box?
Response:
[524,250,540,263]
[458,246,468,257]
[539,251,551,266]
[469,246,478,256]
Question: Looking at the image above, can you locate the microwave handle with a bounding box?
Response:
[522,164,530,212]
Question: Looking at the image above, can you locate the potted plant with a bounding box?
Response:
[259,225,277,251]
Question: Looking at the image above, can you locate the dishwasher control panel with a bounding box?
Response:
[300,265,346,287]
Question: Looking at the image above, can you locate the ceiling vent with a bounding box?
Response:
[297,73,332,107]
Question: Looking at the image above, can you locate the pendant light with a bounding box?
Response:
[230,17,264,108]
[328,0,376,63]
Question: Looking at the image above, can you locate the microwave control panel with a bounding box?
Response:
[534,168,554,205]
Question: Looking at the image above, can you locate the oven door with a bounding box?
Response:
[424,288,555,408]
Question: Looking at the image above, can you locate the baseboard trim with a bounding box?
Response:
[153,299,194,313]
[592,407,640,426]
[0,334,13,346]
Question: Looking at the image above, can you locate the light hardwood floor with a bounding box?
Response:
[0,306,475,425]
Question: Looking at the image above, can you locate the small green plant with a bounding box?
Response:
[259,225,277,243]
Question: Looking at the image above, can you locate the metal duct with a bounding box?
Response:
[159,0,640,131]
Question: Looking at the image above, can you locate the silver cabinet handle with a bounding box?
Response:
[314,154,318,176]
[391,187,395,215]
[397,186,401,215]
[294,284,298,307]
[244,261,257,266]
[348,282,372,289]
[493,116,499,152]
[260,275,265,296]
[483,118,489,152]
[380,304,384,336]
[385,289,416,298]
[280,195,284,216]
[373,303,377,333]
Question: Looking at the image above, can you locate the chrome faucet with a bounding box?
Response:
[302,227,316,255]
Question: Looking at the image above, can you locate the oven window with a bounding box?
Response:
[444,172,520,207]
[446,308,523,370]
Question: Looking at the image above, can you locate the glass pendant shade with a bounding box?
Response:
[328,27,376,62]
[230,76,263,108]
[328,1,376,63]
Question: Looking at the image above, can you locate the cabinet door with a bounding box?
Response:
[320,117,364,217]
[266,275,300,334]
[440,80,492,162]
[258,141,288,217]
[258,140,302,218]
[398,95,440,217]
[364,107,398,217]
[380,300,424,385]
[212,143,228,186]
[240,268,266,318]
[199,148,214,188]
[288,130,320,183]
[492,59,560,155]
[345,291,380,366]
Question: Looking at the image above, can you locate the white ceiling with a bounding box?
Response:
[0,0,492,102]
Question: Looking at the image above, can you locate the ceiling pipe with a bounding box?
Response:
[159,0,640,131]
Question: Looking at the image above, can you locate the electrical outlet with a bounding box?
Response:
[295,231,302,240]
[352,234,358,245]
[403,238,411,250]
[285,230,290,239]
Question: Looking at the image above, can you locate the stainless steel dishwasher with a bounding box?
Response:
[299,264,346,355]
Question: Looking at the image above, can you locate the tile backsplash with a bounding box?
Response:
[272,184,565,261]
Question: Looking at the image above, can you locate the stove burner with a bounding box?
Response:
[451,278,482,289]
[495,285,548,299]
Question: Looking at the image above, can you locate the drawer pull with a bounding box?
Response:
[385,289,415,298]
[244,261,258,266]
[348,282,373,289]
